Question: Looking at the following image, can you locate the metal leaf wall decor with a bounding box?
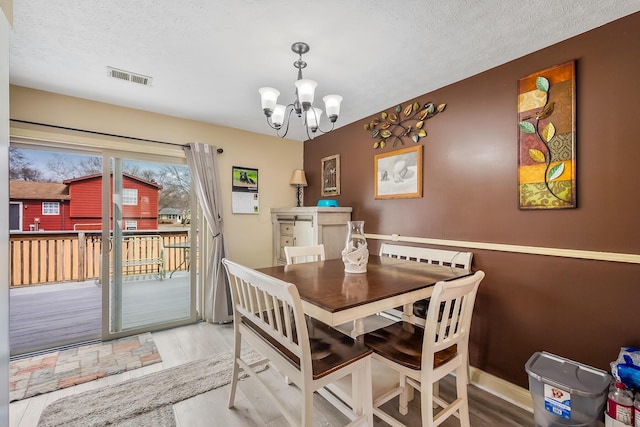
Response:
[364,101,446,149]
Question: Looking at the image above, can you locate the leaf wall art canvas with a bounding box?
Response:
[517,60,576,209]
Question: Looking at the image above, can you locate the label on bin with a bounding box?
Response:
[544,384,571,420]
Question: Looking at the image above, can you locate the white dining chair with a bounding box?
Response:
[364,270,484,427]
[284,244,326,265]
[378,243,475,384]
[222,258,373,427]
[283,244,328,385]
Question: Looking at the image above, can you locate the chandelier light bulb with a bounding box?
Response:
[306,108,323,132]
[294,79,317,111]
[271,104,286,128]
[323,94,343,122]
[258,87,280,116]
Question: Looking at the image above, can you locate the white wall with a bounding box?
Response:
[9,86,303,268]
[0,5,11,425]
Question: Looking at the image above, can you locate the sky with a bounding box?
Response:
[12,147,176,182]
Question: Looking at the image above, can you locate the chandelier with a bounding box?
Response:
[259,42,343,140]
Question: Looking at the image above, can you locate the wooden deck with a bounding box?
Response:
[9,274,191,356]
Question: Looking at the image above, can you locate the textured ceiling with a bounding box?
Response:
[9,1,640,141]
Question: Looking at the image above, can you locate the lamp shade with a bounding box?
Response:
[258,87,280,114]
[290,169,308,186]
[294,79,317,109]
[271,104,286,127]
[323,94,342,121]
[306,108,323,131]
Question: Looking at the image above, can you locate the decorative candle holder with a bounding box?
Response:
[341,220,369,273]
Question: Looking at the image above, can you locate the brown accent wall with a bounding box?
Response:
[304,12,640,388]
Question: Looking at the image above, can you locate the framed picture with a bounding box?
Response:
[231,166,259,214]
[321,154,340,197]
[374,145,423,199]
[232,166,258,191]
[517,60,576,209]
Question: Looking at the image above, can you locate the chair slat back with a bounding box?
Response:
[423,271,484,359]
[223,259,310,363]
[284,244,326,265]
[379,243,473,270]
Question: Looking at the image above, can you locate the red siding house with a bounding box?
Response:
[9,181,71,231]
[9,173,162,231]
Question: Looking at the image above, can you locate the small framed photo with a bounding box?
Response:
[321,154,340,197]
[231,166,259,214]
[374,145,423,199]
[231,166,258,191]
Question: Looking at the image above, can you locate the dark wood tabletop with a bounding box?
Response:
[257,255,471,329]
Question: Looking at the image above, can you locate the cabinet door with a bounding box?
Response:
[293,218,314,247]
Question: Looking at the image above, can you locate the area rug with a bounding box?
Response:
[37,348,268,427]
[10,332,161,402]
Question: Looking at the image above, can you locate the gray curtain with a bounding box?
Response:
[184,143,231,323]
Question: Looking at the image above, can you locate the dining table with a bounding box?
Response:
[257,254,473,337]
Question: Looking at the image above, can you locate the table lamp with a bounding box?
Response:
[290,169,308,207]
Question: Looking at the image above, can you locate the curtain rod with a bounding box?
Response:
[9,119,224,153]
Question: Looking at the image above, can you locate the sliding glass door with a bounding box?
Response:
[8,146,104,355]
[8,143,197,356]
[102,155,196,338]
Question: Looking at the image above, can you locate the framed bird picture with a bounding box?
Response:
[321,154,340,197]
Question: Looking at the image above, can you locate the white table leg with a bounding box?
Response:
[350,318,365,338]
[401,303,416,324]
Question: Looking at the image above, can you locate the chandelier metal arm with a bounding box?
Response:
[305,118,336,140]
[265,103,297,138]
[316,121,337,134]
[303,107,337,140]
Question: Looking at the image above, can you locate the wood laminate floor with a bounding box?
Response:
[9,322,535,426]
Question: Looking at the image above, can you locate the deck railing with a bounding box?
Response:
[9,229,191,287]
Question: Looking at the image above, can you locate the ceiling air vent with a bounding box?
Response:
[107,67,152,86]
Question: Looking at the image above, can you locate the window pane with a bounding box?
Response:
[42,202,60,215]
[122,189,138,205]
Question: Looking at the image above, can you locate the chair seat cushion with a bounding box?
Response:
[364,321,457,370]
[241,313,372,380]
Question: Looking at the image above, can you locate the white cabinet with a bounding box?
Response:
[271,207,352,265]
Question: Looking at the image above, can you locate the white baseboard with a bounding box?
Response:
[469,366,533,413]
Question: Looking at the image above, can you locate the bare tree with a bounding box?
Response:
[46,155,157,182]
[46,154,102,180]
[156,165,191,211]
[9,147,44,181]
